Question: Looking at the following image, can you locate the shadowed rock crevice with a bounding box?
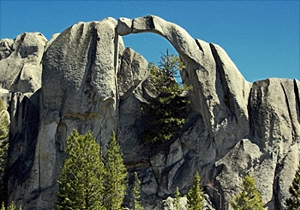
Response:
[7,92,40,200]
[81,26,99,114]
[293,79,300,127]
[210,43,237,122]
[195,39,204,53]
[280,82,295,139]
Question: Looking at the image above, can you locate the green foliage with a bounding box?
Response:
[130,172,143,210]
[141,51,191,143]
[173,187,181,210]
[286,161,300,209]
[187,172,204,210]
[230,175,264,210]
[7,202,17,210]
[103,131,127,210]
[158,50,185,80]
[0,202,21,210]
[55,129,105,210]
[56,130,129,210]
[0,99,9,202]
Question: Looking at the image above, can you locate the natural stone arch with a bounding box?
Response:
[117,15,202,63]
[117,15,212,132]
[116,15,251,158]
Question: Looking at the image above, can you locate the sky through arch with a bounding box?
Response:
[122,33,182,83]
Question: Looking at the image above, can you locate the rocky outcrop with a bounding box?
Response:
[1,15,299,210]
[215,78,300,209]
[0,32,46,208]
[0,32,46,94]
[14,18,123,209]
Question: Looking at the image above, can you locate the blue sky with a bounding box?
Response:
[0,1,299,82]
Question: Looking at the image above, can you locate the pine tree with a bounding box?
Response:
[173,187,181,210]
[130,172,143,210]
[230,175,264,210]
[286,161,300,209]
[7,202,17,210]
[141,51,191,143]
[55,129,105,210]
[0,202,20,210]
[103,131,127,210]
[187,172,204,210]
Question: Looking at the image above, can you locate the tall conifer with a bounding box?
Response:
[230,175,264,210]
[103,131,127,210]
[141,51,190,143]
[187,172,204,210]
[130,172,143,210]
[173,187,181,210]
[0,202,20,210]
[55,129,105,210]
[286,161,300,209]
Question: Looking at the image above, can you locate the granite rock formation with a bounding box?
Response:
[0,15,299,210]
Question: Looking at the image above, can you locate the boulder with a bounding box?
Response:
[0,38,14,60]
[0,32,47,94]
[215,78,300,209]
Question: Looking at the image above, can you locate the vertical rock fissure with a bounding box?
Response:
[247,87,255,138]
[114,28,120,141]
[209,44,237,121]
[83,26,98,104]
[280,82,296,140]
[195,39,204,53]
[272,159,283,210]
[293,79,300,125]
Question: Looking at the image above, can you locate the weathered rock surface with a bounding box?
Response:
[0,15,299,210]
[0,32,46,94]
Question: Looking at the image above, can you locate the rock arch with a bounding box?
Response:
[117,15,251,153]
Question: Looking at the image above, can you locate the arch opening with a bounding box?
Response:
[122,33,183,84]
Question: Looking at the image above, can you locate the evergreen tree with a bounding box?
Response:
[286,161,300,209]
[55,129,105,210]
[173,187,181,210]
[230,175,264,210]
[130,172,143,210]
[187,172,204,210]
[141,51,191,143]
[7,202,17,210]
[0,202,20,210]
[103,131,127,210]
[0,99,9,202]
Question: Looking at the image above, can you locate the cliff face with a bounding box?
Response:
[0,15,299,210]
